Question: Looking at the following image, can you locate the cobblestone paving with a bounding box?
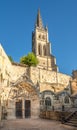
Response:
[0,118,77,130]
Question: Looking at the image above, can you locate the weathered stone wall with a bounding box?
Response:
[40,82,54,92]
[11,64,27,81]
[31,96,40,118]
[71,79,77,94]
[0,45,28,84]
[37,56,57,71]
[0,45,12,72]
[30,67,71,92]
[0,45,29,84]
[0,44,71,94]
[0,44,13,85]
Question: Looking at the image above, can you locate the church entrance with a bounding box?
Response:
[16,100,31,118]
[25,100,31,118]
[12,74,39,119]
[16,100,22,118]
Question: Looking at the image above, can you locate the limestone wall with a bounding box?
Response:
[0,44,13,85]
[0,44,12,73]
[37,55,57,71]
[0,44,31,91]
[0,44,71,92]
[71,79,77,93]
[11,64,27,81]
[0,44,28,84]
[30,67,71,91]
[40,82,53,92]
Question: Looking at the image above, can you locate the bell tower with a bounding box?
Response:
[32,9,58,71]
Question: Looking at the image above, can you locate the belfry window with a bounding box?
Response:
[0,73,3,82]
[42,35,45,40]
[38,44,42,55]
[38,34,41,39]
[43,45,46,56]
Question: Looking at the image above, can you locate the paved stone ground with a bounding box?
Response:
[0,118,77,130]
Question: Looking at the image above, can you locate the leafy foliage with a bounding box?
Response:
[20,52,39,67]
[8,56,14,62]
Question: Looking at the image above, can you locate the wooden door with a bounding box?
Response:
[16,100,22,118]
[25,100,31,118]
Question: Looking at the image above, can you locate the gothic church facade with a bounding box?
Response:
[0,10,77,120]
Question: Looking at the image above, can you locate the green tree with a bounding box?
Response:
[8,56,14,62]
[20,52,39,67]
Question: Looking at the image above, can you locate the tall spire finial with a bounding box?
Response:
[36,9,44,28]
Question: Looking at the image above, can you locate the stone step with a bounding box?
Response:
[71,118,77,121]
[68,120,77,124]
[65,122,77,127]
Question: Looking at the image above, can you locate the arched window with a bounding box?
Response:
[64,96,69,104]
[43,45,46,56]
[38,44,42,55]
[38,34,41,39]
[42,35,45,40]
[0,73,3,82]
[45,97,51,106]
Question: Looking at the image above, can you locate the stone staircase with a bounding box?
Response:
[61,109,77,127]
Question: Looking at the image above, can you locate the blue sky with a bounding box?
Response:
[0,0,77,75]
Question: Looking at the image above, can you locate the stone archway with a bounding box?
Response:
[40,90,55,110]
[7,73,40,119]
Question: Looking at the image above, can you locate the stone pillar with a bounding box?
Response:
[31,98,40,119]
[7,99,16,119]
[22,99,25,119]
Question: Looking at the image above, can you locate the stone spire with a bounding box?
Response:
[36,9,44,28]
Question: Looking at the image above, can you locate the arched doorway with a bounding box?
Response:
[8,73,40,119]
[40,90,55,110]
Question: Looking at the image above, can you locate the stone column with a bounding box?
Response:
[31,98,40,119]
[7,99,16,119]
[22,99,25,119]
